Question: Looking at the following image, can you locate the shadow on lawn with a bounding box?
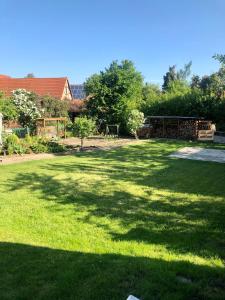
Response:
[0,242,225,300]
[4,142,225,259]
[45,142,225,197]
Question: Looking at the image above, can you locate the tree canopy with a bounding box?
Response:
[85,60,143,132]
[162,62,192,91]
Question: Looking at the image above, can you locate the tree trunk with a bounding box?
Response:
[134,131,139,140]
[81,138,84,149]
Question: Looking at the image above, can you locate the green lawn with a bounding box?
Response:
[0,140,225,300]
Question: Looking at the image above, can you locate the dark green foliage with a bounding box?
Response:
[47,141,66,153]
[28,136,49,153]
[191,75,201,89]
[162,62,192,91]
[85,60,143,132]
[38,95,69,118]
[213,53,225,66]
[143,56,225,130]
[143,89,225,130]
[162,65,177,91]
[0,92,18,122]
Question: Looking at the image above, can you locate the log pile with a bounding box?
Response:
[138,116,212,140]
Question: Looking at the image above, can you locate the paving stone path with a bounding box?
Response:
[170,147,225,163]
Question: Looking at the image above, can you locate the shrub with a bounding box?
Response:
[25,136,47,153]
[73,117,96,148]
[39,95,69,118]
[5,134,28,155]
[30,141,48,153]
[2,134,66,155]
[46,141,65,153]
[12,89,41,130]
[127,110,144,139]
[0,94,18,122]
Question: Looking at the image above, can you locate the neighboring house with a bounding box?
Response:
[0,75,87,121]
[0,75,73,100]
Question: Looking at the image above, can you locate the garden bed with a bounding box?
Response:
[0,137,142,164]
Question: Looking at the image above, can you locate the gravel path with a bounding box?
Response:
[0,137,142,165]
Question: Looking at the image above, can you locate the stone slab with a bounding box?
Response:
[169,147,225,163]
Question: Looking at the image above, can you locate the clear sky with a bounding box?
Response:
[0,0,225,85]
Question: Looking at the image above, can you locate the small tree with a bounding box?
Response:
[127,109,144,139]
[73,116,96,148]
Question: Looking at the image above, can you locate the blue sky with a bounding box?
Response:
[0,0,225,85]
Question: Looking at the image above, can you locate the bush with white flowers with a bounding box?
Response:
[12,89,41,129]
[127,109,144,139]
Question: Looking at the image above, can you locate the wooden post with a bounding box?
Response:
[56,120,59,137]
[43,119,46,137]
[64,119,66,138]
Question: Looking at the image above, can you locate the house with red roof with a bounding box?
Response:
[0,75,73,100]
[0,75,85,119]
[0,74,87,118]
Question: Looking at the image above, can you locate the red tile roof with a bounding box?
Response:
[0,76,68,99]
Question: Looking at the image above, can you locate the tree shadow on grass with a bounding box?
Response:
[0,242,225,300]
[4,168,225,260]
[44,141,225,198]
[3,141,225,260]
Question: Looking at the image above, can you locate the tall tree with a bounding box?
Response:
[191,55,225,98]
[162,62,192,91]
[25,73,35,78]
[85,60,143,131]
[213,53,225,66]
[191,75,201,89]
[162,65,177,91]
[177,61,192,81]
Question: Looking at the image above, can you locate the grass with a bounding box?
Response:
[0,139,225,300]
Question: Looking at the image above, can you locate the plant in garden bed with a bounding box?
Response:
[2,134,66,155]
[4,134,30,155]
[46,140,66,153]
[73,116,96,148]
